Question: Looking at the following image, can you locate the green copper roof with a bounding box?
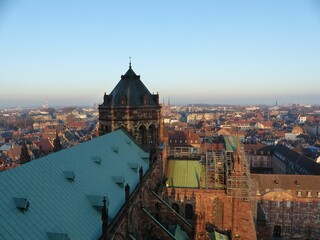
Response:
[209,230,230,240]
[224,136,238,152]
[0,129,149,240]
[166,160,205,188]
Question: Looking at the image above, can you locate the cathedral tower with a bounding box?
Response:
[98,64,162,150]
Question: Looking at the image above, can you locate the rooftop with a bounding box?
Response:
[0,129,149,239]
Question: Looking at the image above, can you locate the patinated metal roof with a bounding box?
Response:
[166,160,205,188]
[0,129,149,239]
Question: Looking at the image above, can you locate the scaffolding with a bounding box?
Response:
[205,150,225,189]
[225,142,250,200]
[201,137,250,200]
[167,146,201,159]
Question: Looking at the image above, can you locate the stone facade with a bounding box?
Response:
[98,65,162,150]
[165,188,257,240]
[244,144,272,174]
[251,174,320,240]
[106,152,194,240]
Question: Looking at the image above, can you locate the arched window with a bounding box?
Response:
[185,204,193,219]
[138,125,147,145]
[100,124,108,135]
[273,225,281,237]
[148,124,156,146]
[172,203,180,214]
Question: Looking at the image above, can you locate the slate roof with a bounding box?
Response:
[0,129,149,240]
[273,144,320,175]
[102,65,158,107]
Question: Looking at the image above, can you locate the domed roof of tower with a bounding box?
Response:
[103,65,159,107]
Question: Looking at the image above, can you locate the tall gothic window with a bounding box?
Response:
[138,125,147,145]
[172,203,180,214]
[148,124,156,146]
[185,204,193,219]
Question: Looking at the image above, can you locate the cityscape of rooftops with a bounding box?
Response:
[2,2,320,239]
[0,1,320,108]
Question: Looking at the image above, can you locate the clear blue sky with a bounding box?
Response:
[0,0,320,108]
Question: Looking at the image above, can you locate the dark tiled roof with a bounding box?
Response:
[102,66,158,107]
[273,144,320,175]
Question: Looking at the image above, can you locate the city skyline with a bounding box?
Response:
[0,0,320,108]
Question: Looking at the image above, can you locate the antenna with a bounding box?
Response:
[129,56,132,69]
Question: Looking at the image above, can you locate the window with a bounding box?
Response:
[264,200,269,206]
[185,140,187,143]
[318,202,320,209]
[190,140,193,144]
[318,192,320,198]
[286,201,291,208]
[275,212,279,220]
[286,212,291,221]
[185,204,193,219]
[296,213,301,220]
[276,201,280,207]
[317,228,320,235]
[295,226,300,234]
[307,191,312,197]
[172,203,180,214]
[317,213,320,221]
[273,226,281,237]
[297,191,302,197]
[305,227,311,236]
[306,212,311,220]
[296,202,301,208]
[285,226,291,234]
[307,202,312,209]
[120,96,126,105]
[180,140,182,143]
[143,95,148,105]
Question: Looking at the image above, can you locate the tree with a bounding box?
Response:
[20,140,31,164]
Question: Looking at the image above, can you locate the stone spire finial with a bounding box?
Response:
[101,196,108,240]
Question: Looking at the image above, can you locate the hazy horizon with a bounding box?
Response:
[0,1,319,108]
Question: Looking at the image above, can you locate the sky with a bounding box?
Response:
[0,0,320,108]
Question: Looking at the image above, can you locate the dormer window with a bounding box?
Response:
[143,95,148,105]
[120,96,127,105]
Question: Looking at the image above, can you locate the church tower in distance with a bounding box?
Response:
[98,63,162,151]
